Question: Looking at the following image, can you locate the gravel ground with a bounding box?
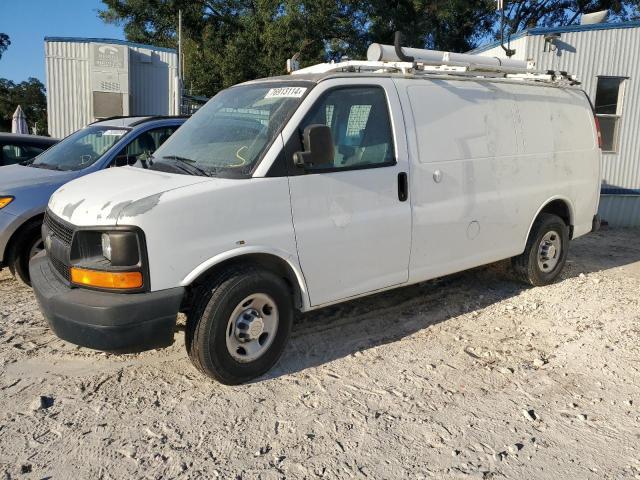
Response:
[1,228,639,480]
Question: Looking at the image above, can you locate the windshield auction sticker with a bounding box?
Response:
[265,87,307,98]
[102,130,126,136]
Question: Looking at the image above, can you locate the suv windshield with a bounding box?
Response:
[152,83,311,177]
[30,126,128,171]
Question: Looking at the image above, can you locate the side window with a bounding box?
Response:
[112,126,177,167]
[594,76,626,153]
[300,87,395,171]
[1,144,45,166]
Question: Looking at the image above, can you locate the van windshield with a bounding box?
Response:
[29,126,128,171]
[151,83,311,177]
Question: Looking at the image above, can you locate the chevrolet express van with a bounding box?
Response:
[30,46,601,384]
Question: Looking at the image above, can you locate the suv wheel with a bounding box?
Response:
[186,266,293,385]
[9,222,44,286]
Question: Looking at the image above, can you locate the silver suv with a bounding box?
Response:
[0,116,185,284]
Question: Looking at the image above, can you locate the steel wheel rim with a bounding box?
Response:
[537,230,561,273]
[225,293,279,363]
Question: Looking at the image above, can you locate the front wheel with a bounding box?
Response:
[9,223,44,286]
[185,266,293,385]
[511,213,569,286]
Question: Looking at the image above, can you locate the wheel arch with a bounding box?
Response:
[181,247,309,311]
[526,197,575,244]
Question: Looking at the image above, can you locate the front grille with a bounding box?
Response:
[50,255,70,281]
[44,211,73,246]
[43,210,74,283]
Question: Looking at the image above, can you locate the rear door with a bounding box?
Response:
[285,78,412,306]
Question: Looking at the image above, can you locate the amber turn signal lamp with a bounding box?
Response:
[71,267,143,290]
[0,196,14,209]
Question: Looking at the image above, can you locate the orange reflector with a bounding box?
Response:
[71,268,143,290]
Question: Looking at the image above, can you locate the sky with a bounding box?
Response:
[0,0,125,83]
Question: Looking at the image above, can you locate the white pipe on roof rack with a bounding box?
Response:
[367,43,530,70]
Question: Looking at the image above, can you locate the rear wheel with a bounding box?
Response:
[8,222,44,286]
[185,266,293,385]
[511,213,569,286]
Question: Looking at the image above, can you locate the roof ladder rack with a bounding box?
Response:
[291,33,580,85]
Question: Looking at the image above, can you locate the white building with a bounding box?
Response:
[45,37,180,139]
[470,21,640,227]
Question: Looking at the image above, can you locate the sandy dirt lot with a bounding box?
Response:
[1,229,639,479]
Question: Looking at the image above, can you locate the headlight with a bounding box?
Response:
[70,229,146,291]
[0,196,14,209]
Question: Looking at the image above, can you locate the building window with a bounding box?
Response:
[594,76,626,153]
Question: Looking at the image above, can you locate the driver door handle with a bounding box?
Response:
[398,172,408,202]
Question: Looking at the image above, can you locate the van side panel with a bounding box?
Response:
[396,78,599,283]
[514,83,599,238]
[544,87,600,237]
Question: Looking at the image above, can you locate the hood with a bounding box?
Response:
[48,167,211,226]
[0,164,76,192]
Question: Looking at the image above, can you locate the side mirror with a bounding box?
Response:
[293,124,334,169]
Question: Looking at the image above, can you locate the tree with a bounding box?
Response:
[499,0,640,38]
[100,0,371,96]
[99,0,640,97]
[0,33,10,60]
[0,78,48,134]
[354,0,496,52]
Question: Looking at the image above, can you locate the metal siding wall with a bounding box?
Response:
[599,195,640,227]
[46,40,178,138]
[45,41,92,138]
[129,47,178,116]
[475,37,529,61]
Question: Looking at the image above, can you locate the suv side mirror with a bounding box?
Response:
[293,124,334,169]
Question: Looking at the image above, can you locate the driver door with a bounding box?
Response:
[286,79,412,307]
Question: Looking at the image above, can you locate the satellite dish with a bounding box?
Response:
[580,10,609,25]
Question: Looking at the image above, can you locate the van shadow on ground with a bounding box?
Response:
[264,228,640,381]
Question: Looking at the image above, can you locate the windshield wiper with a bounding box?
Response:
[28,163,63,171]
[160,155,217,177]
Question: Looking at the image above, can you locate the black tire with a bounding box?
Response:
[185,265,293,385]
[8,221,44,287]
[511,213,569,286]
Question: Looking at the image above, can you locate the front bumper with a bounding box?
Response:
[30,253,184,353]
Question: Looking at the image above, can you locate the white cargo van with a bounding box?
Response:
[30,42,601,384]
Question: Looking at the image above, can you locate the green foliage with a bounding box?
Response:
[500,0,640,36]
[99,0,640,97]
[100,0,365,96]
[0,33,10,60]
[0,78,48,135]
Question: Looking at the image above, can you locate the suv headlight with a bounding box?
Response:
[69,229,147,291]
